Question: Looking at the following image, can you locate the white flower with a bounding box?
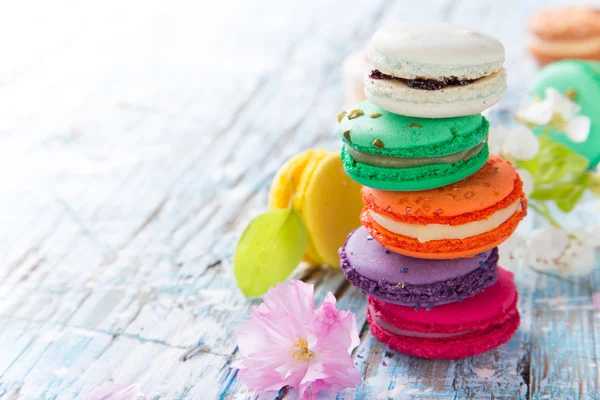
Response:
[487,125,540,161]
[528,227,569,272]
[527,227,596,276]
[565,116,591,143]
[545,88,581,120]
[555,239,595,276]
[517,93,554,125]
[517,88,591,143]
[584,224,600,247]
[517,168,535,197]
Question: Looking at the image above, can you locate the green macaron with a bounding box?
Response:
[531,60,600,168]
[339,100,489,191]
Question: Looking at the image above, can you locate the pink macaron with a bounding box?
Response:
[367,268,520,359]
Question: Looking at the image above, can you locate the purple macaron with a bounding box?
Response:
[339,227,499,309]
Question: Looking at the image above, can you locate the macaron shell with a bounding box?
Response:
[371,22,504,66]
[269,149,325,209]
[340,100,487,157]
[340,238,499,306]
[342,226,488,284]
[368,22,504,81]
[362,156,520,223]
[361,206,526,259]
[363,265,498,307]
[530,60,600,167]
[342,144,489,191]
[368,308,520,359]
[364,75,506,119]
[367,268,521,358]
[528,7,600,40]
[269,149,329,265]
[301,152,363,267]
[370,268,517,330]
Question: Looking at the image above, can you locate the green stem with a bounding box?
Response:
[529,201,563,229]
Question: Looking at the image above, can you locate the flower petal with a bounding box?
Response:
[235,280,362,397]
[236,280,317,393]
[584,225,600,247]
[298,292,361,398]
[299,366,361,400]
[556,238,596,276]
[308,292,360,354]
[239,280,316,356]
[565,115,591,143]
[592,292,600,312]
[82,383,144,400]
[516,95,553,125]
[503,126,540,161]
[545,87,581,119]
[528,227,569,272]
[517,168,535,197]
[528,228,596,276]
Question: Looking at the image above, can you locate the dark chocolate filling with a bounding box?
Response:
[369,69,478,91]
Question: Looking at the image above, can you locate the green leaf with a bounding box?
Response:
[518,137,589,186]
[234,209,308,298]
[531,173,592,212]
[555,186,586,212]
[555,173,592,212]
[531,183,578,201]
[517,137,592,212]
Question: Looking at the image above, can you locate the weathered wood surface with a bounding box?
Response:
[1,0,599,399]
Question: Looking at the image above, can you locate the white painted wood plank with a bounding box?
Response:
[1,0,599,398]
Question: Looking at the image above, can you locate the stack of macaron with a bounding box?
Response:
[338,22,528,359]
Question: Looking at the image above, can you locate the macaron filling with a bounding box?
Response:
[368,200,523,243]
[344,142,485,168]
[369,69,479,90]
[531,36,600,55]
[364,69,507,118]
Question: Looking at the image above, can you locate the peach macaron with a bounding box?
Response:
[529,6,600,65]
[361,155,527,259]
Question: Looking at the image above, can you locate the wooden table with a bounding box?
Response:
[1,0,599,398]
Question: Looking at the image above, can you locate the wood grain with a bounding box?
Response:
[0,0,598,399]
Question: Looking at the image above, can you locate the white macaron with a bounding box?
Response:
[364,22,507,118]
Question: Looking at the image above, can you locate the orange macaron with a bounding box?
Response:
[361,155,527,259]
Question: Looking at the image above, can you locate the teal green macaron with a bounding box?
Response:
[531,60,600,168]
[339,100,489,191]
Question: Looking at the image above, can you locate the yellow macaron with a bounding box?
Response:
[269,149,363,267]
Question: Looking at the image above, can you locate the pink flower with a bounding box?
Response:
[82,383,145,400]
[234,280,361,399]
[592,292,600,312]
